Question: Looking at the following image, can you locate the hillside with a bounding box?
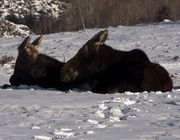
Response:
[0,0,69,18]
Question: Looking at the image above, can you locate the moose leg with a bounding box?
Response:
[142,63,173,92]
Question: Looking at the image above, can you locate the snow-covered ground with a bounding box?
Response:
[0,22,180,140]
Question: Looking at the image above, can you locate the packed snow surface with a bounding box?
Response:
[0,23,180,139]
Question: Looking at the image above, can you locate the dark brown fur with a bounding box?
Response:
[60,30,173,93]
[84,60,173,93]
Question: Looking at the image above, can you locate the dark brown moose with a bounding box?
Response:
[10,36,83,90]
[60,30,173,93]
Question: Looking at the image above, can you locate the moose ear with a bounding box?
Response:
[92,30,108,46]
[31,36,43,47]
[18,36,30,51]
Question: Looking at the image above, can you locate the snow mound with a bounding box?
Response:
[0,18,31,37]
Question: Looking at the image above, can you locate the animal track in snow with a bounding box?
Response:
[93,97,137,128]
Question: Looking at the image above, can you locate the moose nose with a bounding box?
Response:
[60,68,73,82]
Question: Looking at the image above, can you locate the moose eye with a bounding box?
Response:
[83,45,89,54]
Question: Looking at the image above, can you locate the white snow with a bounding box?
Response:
[53,129,75,137]
[34,135,52,140]
[0,23,180,139]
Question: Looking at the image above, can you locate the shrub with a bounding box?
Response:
[0,55,15,66]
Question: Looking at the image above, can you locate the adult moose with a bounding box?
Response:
[10,36,84,90]
[60,30,173,93]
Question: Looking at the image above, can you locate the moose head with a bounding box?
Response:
[10,36,47,86]
[60,30,109,82]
